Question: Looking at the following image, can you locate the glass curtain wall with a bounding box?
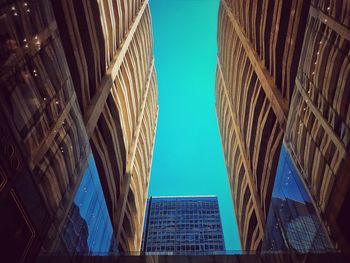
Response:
[262,144,333,253]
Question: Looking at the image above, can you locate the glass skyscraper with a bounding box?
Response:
[141,196,225,255]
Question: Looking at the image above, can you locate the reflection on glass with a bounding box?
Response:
[262,144,333,252]
[55,155,116,255]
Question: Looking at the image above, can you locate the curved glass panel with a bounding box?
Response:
[262,144,333,253]
[55,155,116,255]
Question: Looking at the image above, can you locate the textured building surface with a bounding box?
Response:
[51,0,158,252]
[0,0,158,261]
[216,0,310,250]
[141,196,225,255]
[0,1,95,260]
[216,0,350,252]
[284,0,350,252]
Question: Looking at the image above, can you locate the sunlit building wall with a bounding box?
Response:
[0,0,158,260]
[216,0,350,252]
[50,0,159,252]
[216,0,310,250]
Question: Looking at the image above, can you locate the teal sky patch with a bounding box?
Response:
[148,0,241,251]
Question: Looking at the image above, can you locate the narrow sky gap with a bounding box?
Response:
[148,0,241,250]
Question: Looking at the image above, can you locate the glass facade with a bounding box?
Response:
[0,0,114,259]
[262,144,333,252]
[53,155,116,255]
[142,196,225,255]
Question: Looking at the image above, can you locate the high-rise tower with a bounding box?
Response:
[0,0,158,261]
[216,0,350,252]
[216,0,310,250]
[51,0,159,252]
[283,1,350,251]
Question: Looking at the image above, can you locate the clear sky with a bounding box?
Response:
[148,0,241,251]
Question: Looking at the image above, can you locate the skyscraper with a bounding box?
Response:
[51,0,158,252]
[0,0,158,261]
[216,0,350,252]
[283,2,350,251]
[141,196,225,255]
[216,0,310,250]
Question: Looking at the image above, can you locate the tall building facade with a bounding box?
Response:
[141,196,225,255]
[216,0,310,250]
[0,0,158,261]
[50,0,159,252]
[216,0,350,252]
[283,1,350,251]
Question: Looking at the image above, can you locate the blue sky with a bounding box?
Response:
[148,0,241,250]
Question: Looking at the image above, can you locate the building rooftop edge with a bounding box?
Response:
[149,195,218,199]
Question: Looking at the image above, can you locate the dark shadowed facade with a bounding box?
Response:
[0,0,158,261]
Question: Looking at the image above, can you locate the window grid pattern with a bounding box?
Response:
[142,196,225,255]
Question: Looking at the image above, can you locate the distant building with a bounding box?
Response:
[141,196,225,255]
